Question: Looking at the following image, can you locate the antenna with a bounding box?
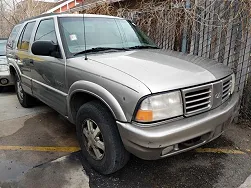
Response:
[82,0,88,60]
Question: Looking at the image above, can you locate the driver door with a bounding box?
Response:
[31,18,67,115]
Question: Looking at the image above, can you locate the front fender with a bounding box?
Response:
[68,81,127,123]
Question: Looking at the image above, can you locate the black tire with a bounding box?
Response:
[76,100,130,175]
[15,73,36,108]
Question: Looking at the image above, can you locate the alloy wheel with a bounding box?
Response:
[16,79,24,101]
[82,119,105,160]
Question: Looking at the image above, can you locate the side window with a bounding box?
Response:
[7,25,21,49]
[18,22,35,51]
[35,19,57,43]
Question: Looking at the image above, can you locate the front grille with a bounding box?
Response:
[183,85,212,116]
[222,76,232,103]
[182,75,233,117]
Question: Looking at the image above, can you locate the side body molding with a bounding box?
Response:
[67,81,128,123]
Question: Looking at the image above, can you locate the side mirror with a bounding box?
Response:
[31,40,61,58]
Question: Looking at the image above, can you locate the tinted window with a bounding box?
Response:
[35,19,57,43]
[18,22,35,51]
[0,40,7,55]
[7,25,21,49]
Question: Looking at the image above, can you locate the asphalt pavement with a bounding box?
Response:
[0,86,250,188]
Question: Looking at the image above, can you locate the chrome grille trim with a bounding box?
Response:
[185,90,211,99]
[185,106,212,115]
[182,84,212,116]
[186,101,211,109]
[186,96,211,104]
[222,76,232,103]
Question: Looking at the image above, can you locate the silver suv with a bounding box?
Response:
[6,13,239,174]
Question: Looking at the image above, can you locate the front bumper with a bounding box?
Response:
[0,70,14,86]
[117,93,239,160]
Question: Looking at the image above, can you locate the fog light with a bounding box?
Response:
[0,78,8,85]
[161,146,174,156]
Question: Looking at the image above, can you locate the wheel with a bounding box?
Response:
[76,100,130,175]
[15,73,36,108]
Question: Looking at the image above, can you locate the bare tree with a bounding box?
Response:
[0,0,55,37]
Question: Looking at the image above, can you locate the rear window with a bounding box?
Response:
[7,25,21,49]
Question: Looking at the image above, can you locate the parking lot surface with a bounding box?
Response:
[0,87,250,188]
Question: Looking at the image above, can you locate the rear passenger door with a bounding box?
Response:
[31,18,67,115]
[16,22,36,95]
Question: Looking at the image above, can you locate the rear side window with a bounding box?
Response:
[7,25,21,49]
[18,22,35,51]
[35,19,57,43]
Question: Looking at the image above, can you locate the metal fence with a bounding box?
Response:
[118,0,251,120]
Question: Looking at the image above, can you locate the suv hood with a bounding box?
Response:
[90,50,232,93]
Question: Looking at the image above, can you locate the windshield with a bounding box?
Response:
[58,17,157,55]
[0,40,7,56]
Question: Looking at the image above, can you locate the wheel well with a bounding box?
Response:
[9,66,17,81]
[70,92,115,123]
[9,66,16,76]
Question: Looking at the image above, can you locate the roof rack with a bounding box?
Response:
[20,13,64,23]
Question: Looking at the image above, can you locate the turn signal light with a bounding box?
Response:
[135,110,153,122]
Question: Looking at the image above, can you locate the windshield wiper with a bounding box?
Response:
[74,47,128,56]
[128,45,159,50]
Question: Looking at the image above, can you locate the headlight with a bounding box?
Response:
[231,73,235,94]
[135,91,183,123]
[0,65,9,72]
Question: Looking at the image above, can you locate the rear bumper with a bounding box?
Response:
[117,93,239,160]
[0,71,14,86]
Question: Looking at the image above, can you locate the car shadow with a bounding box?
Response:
[77,149,225,188]
[0,86,15,93]
[76,136,237,188]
